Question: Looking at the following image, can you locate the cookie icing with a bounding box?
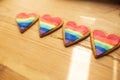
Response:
[64,21,89,44]
[65,29,83,43]
[93,30,120,56]
[40,14,62,36]
[40,21,56,35]
[16,13,37,31]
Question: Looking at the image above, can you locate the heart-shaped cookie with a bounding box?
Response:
[63,21,90,47]
[91,30,120,58]
[16,13,39,33]
[39,14,63,37]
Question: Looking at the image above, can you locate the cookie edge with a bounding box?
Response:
[90,30,120,58]
[63,23,90,47]
[39,17,64,37]
[16,13,39,33]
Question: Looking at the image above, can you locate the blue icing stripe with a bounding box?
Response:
[65,32,79,41]
[40,27,50,32]
[18,22,32,28]
[95,45,107,53]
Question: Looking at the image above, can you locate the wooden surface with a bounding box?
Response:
[0,64,28,80]
[0,0,120,80]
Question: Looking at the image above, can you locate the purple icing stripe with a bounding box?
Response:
[65,39,72,44]
[40,30,46,35]
[20,27,25,30]
[96,49,103,56]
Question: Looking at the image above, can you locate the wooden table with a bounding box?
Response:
[0,0,120,80]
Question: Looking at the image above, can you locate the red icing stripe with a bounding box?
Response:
[41,14,62,26]
[76,25,89,34]
[66,21,76,27]
[16,13,36,18]
[66,21,89,34]
[93,30,106,38]
[107,34,120,42]
[41,14,51,22]
[17,13,29,18]
[52,17,62,26]
[93,30,120,46]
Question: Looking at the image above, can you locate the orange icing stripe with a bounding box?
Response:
[94,35,119,46]
[66,26,88,35]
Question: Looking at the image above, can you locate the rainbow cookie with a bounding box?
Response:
[63,21,90,47]
[39,14,63,37]
[16,13,39,33]
[90,30,120,58]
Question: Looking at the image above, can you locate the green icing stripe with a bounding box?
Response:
[65,29,83,38]
[40,21,56,29]
[94,40,113,50]
[65,31,80,38]
[16,18,35,22]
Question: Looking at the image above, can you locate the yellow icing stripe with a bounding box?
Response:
[16,17,35,22]
[40,21,56,28]
[94,40,113,48]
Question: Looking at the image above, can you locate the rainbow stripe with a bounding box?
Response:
[92,30,120,56]
[94,35,117,46]
[16,17,35,30]
[65,28,83,44]
[40,21,56,35]
[94,37,114,56]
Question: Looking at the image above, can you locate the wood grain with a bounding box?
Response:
[0,0,120,80]
[0,64,28,80]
